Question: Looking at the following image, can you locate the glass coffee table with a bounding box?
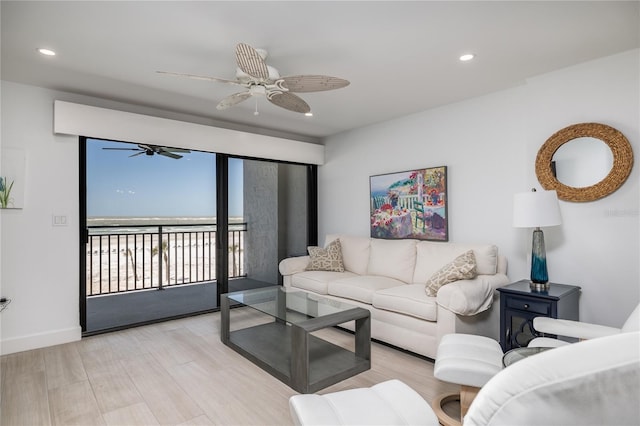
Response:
[221,286,371,393]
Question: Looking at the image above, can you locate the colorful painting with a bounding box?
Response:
[369,166,448,241]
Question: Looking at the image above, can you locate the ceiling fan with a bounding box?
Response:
[102,144,191,159]
[158,43,350,114]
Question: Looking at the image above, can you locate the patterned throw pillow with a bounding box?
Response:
[425,250,477,296]
[306,239,345,272]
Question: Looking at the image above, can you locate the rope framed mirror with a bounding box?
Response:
[535,122,634,202]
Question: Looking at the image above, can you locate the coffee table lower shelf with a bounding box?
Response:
[226,321,370,393]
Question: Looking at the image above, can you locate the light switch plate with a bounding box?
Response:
[52,215,68,226]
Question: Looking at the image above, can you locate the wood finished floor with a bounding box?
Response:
[0,309,457,425]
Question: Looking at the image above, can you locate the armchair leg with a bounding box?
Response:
[460,385,481,419]
[432,385,481,426]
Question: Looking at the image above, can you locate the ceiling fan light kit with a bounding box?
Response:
[159,43,349,115]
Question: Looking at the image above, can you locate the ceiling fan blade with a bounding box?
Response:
[157,150,182,159]
[235,43,269,80]
[217,92,253,110]
[129,151,145,158]
[102,148,141,151]
[267,92,311,114]
[156,71,243,86]
[281,75,350,93]
[164,148,191,153]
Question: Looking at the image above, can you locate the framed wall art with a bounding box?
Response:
[369,166,448,241]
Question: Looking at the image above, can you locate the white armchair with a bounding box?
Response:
[289,332,640,426]
[530,302,639,347]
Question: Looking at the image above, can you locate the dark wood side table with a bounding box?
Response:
[497,280,581,351]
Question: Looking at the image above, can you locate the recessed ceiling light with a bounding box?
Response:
[37,48,56,56]
[459,53,475,62]
[305,112,313,117]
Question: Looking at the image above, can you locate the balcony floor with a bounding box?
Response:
[85,278,273,334]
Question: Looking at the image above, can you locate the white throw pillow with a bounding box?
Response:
[425,250,477,296]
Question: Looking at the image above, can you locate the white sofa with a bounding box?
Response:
[278,234,509,359]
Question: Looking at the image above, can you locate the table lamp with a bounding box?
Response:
[513,188,562,290]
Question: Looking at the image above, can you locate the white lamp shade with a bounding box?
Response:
[513,189,562,228]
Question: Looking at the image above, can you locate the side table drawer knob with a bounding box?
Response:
[524,304,529,309]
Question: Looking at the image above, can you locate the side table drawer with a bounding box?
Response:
[506,297,550,315]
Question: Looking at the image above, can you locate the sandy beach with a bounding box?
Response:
[86,217,245,296]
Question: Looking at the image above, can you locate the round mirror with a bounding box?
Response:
[536,123,634,202]
[552,137,613,188]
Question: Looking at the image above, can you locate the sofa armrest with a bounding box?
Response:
[436,273,509,316]
[279,255,310,276]
[532,317,622,340]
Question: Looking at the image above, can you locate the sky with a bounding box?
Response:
[86,139,243,217]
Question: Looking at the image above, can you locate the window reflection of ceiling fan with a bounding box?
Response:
[102,144,191,159]
[158,43,350,114]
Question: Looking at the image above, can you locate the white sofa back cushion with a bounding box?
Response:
[325,234,371,275]
[368,238,417,283]
[413,242,498,283]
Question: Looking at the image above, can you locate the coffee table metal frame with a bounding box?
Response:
[221,286,371,393]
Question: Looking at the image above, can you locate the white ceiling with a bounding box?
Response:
[2,1,638,142]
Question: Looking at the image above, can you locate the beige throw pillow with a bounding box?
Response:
[306,238,345,272]
[425,250,477,296]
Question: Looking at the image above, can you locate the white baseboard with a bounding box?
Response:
[0,326,82,355]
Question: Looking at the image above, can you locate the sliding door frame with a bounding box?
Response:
[79,138,317,334]
[216,154,230,300]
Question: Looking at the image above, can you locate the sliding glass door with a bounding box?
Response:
[227,158,312,292]
[82,138,220,333]
[80,138,316,334]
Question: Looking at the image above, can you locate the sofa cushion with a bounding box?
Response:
[413,242,498,283]
[328,275,404,304]
[373,284,438,321]
[306,238,345,272]
[367,238,417,283]
[326,234,371,275]
[291,271,357,295]
[425,250,477,296]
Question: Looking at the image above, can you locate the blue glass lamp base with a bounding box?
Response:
[530,228,549,285]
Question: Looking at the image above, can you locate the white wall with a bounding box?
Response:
[1,83,81,354]
[320,49,639,328]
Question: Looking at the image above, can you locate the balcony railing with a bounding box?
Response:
[86,222,246,296]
